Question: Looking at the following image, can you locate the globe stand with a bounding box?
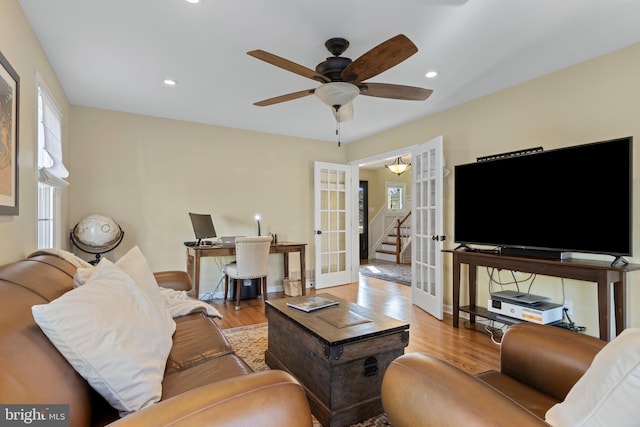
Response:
[70,231,125,265]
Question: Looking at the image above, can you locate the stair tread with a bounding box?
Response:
[376,249,397,255]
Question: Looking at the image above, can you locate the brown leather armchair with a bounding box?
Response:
[381,322,606,427]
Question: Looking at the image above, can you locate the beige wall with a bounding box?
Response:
[69,107,345,296]
[348,43,640,336]
[0,0,70,264]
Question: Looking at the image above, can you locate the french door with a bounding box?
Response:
[313,161,353,289]
[359,181,369,259]
[411,136,445,319]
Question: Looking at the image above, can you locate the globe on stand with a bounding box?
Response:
[70,214,124,265]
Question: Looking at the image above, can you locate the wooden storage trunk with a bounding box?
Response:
[265,295,409,427]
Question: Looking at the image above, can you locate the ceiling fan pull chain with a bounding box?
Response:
[334,105,341,147]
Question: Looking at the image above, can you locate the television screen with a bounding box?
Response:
[454,137,632,258]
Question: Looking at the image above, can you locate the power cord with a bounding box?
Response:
[463,319,506,346]
[198,257,232,301]
[484,322,505,346]
[487,267,537,295]
[200,292,214,302]
[556,307,586,332]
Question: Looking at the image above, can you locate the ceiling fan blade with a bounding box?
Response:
[248,50,330,83]
[360,82,433,101]
[332,102,354,122]
[340,34,418,83]
[253,88,316,106]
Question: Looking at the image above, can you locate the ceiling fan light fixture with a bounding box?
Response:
[332,101,354,122]
[315,82,359,109]
[386,157,411,175]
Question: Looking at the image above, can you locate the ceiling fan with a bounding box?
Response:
[247,34,433,123]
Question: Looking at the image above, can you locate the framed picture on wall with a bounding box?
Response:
[0,50,19,216]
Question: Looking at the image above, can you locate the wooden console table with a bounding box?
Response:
[445,249,640,341]
[186,242,306,299]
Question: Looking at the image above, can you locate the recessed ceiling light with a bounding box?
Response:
[425,70,439,79]
[184,0,200,3]
[163,79,177,86]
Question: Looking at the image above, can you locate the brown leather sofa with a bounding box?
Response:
[0,254,312,427]
[381,322,606,427]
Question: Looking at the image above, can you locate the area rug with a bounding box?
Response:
[223,323,392,427]
[359,261,411,286]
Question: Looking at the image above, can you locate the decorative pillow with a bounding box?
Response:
[73,246,175,334]
[545,328,640,427]
[112,246,175,332]
[32,259,174,416]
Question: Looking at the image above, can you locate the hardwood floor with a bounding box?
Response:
[209,275,501,375]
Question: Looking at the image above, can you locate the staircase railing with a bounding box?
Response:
[395,211,412,264]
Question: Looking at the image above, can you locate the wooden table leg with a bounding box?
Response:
[186,250,193,283]
[452,254,461,328]
[283,252,289,280]
[300,246,306,296]
[468,262,477,325]
[596,278,610,341]
[193,251,201,300]
[614,276,626,337]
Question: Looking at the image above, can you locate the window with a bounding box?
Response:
[386,182,406,211]
[37,182,54,248]
[37,77,68,249]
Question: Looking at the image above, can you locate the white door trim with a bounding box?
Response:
[348,146,419,282]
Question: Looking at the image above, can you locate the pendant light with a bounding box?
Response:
[386,157,411,175]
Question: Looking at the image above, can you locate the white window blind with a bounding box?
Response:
[38,86,69,188]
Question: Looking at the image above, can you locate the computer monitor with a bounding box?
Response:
[189,213,217,245]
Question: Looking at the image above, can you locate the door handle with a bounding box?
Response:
[315,230,323,235]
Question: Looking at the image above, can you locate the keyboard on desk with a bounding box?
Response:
[184,241,214,247]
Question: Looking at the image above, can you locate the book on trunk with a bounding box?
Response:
[286,295,339,312]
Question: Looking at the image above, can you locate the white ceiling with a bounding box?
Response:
[18,0,640,145]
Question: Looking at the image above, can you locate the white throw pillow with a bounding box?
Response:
[545,328,640,427]
[73,246,175,334]
[113,246,175,333]
[32,259,174,416]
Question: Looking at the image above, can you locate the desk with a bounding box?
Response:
[186,242,307,299]
[444,249,640,341]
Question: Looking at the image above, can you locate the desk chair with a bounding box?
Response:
[223,236,272,310]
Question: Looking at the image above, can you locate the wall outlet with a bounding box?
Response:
[563,300,573,316]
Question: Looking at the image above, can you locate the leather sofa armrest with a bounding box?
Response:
[153,270,193,293]
[382,352,548,427]
[500,323,606,400]
[107,370,313,427]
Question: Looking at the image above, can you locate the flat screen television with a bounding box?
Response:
[454,136,633,262]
